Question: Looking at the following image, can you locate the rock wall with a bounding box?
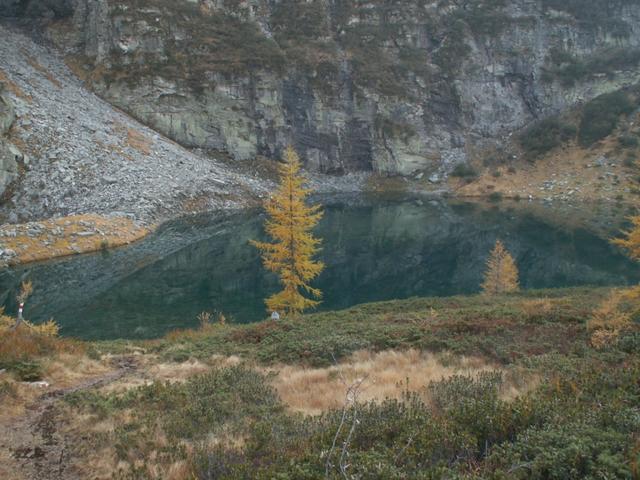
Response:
[44,0,640,176]
[0,85,19,196]
[0,0,73,18]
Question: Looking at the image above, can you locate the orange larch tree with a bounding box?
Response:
[251,146,324,316]
[481,240,519,295]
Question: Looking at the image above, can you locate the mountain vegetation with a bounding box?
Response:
[1,287,638,478]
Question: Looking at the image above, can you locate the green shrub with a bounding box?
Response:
[579,91,635,147]
[541,0,636,34]
[451,163,478,179]
[619,133,639,149]
[488,419,636,479]
[0,360,43,381]
[520,118,577,158]
[543,48,640,87]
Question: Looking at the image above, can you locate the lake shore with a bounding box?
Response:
[0,214,151,267]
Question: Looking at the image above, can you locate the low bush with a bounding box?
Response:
[579,91,635,147]
[0,315,78,380]
[520,117,577,158]
[619,133,639,149]
[451,163,478,179]
[543,48,640,87]
[489,191,504,202]
[0,360,43,381]
[186,357,640,479]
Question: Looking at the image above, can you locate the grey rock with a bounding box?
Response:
[52,0,640,176]
[428,173,441,184]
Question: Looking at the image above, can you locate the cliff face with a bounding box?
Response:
[0,85,19,195]
[43,0,640,176]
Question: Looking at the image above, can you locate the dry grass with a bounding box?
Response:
[270,349,524,415]
[126,128,152,155]
[0,214,151,266]
[148,359,210,382]
[44,353,110,389]
[25,54,62,89]
[0,338,108,422]
[588,287,638,348]
[110,121,154,156]
[0,373,39,422]
[521,297,555,319]
[0,325,85,363]
[59,409,128,480]
[0,69,32,102]
[455,124,639,204]
[60,403,195,480]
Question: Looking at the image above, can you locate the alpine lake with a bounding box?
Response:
[1,194,639,340]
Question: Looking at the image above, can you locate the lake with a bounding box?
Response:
[1,195,638,339]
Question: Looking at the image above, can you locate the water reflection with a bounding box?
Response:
[0,197,638,339]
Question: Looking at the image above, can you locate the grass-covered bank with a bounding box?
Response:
[97,287,610,366]
[1,287,639,479]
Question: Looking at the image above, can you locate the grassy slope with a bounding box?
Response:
[97,287,608,366]
[2,287,639,479]
[456,88,640,204]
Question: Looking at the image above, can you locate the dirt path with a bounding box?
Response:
[1,357,137,480]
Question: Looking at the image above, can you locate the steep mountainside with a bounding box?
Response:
[27,0,640,178]
[0,23,269,222]
[0,83,20,195]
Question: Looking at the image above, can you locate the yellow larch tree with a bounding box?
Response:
[481,240,519,295]
[251,146,324,316]
[613,215,640,260]
[588,217,640,347]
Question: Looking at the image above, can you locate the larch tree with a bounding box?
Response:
[590,215,640,346]
[613,215,640,260]
[251,146,324,316]
[481,240,519,295]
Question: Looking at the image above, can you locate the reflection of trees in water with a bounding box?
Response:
[1,199,638,340]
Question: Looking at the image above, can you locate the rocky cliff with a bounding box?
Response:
[27,0,639,177]
[0,23,271,222]
[0,84,21,196]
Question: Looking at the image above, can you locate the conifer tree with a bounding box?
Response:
[481,240,519,295]
[612,215,640,260]
[252,146,324,315]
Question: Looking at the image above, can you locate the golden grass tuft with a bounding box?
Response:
[270,349,521,415]
[0,68,32,102]
[126,128,152,155]
[521,297,555,319]
[148,360,210,383]
[25,54,62,89]
[0,325,84,362]
[587,287,638,348]
[43,353,110,389]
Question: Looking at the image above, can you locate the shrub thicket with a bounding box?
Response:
[578,91,635,147]
[520,117,577,158]
[451,163,479,179]
[543,48,640,87]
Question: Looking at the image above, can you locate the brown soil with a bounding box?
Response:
[0,357,136,480]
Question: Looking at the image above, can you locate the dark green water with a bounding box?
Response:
[1,196,639,340]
